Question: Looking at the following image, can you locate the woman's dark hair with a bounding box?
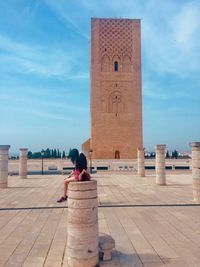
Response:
[76,153,90,181]
[79,153,87,169]
[67,148,79,164]
[75,153,87,171]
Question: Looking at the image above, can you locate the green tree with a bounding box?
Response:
[57,149,60,158]
[150,152,155,158]
[27,151,33,159]
[172,150,179,159]
[45,148,51,158]
[53,149,57,158]
[166,150,170,158]
[33,152,42,158]
[62,151,66,158]
[174,150,178,159]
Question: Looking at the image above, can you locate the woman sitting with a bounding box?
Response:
[57,149,90,203]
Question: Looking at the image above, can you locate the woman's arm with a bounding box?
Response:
[78,169,86,180]
[64,171,73,180]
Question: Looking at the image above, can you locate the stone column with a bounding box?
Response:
[19,148,28,179]
[67,180,98,267]
[155,144,166,185]
[190,142,200,203]
[137,147,145,177]
[0,145,10,188]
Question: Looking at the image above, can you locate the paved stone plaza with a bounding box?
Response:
[0,171,200,267]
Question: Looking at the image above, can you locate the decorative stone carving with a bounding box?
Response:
[100,81,132,114]
[108,91,122,114]
[101,54,110,72]
[122,55,131,72]
[99,19,133,61]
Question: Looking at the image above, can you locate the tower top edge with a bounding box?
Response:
[91,17,141,22]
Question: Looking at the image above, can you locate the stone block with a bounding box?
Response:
[68,198,98,209]
[68,207,98,224]
[69,180,97,191]
[99,233,115,262]
[67,255,99,267]
[68,190,97,199]
[99,234,115,251]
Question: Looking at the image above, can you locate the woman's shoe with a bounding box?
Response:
[57,196,67,203]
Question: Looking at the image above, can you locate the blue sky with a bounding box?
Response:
[0,0,200,153]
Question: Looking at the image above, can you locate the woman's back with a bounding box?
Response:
[75,153,90,181]
[75,153,87,171]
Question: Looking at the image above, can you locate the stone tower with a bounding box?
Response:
[82,18,143,159]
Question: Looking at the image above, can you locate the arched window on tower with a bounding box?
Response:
[112,55,120,72]
[114,61,118,71]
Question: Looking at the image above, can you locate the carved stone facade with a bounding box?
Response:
[82,18,143,159]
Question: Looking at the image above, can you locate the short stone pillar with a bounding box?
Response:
[19,148,28,179]
[99,233,115,262]
[67,180,98,267]
[137,147,145,177]
[155,144,166,185]
[0,145,10,188]
[190,142,200,203]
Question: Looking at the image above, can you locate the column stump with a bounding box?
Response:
[67,180,99,267]
[190,142,200,203]
[137,147,145,177]
[99,233,115,261]
[155,144,166,185]
[0,145,10,188]
[19,148,28,179]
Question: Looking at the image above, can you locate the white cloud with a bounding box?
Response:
[29,110,73,122]
[65,72,89,80]
[143,81,169,100]
[0,34,87,79]
[142,1,200,77]
[172,4,200,45]
[44,0,89,40]
[0,90,89,113]
[2,104,72,122]
[45,0,200,78]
